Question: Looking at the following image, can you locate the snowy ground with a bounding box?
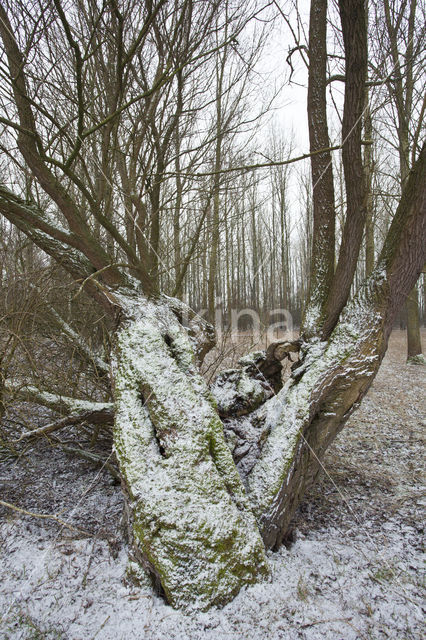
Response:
[0,331,425,639]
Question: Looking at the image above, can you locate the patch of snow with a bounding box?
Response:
[1,517,423,639]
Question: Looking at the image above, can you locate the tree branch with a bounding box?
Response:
[15,407,114,442]
[0,499,92,536]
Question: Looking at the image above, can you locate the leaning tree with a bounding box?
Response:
[0,0,425,612]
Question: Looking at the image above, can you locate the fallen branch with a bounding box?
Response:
[211,340,302,419]
[16,407,114,442]
[265,338,302,362]
[5,383,113,416]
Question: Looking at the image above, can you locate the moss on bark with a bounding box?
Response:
[112,296,268,611]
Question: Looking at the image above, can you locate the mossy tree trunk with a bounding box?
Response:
[111,295,268,611]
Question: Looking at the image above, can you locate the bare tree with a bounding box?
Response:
[371,0,425,361]
[0,0,424,612]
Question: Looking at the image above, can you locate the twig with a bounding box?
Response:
[91,615,110,640]
[300,616,353,629]
[59,445,120,481]
[0,499,92,536]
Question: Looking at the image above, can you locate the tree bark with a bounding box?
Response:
[364,101,375,277]
[112,295,268,611]
[303,0,335,336]
[406,284,424,362]
[320,0,368,338]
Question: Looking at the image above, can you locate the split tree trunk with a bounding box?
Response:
[110,145,425,609]
[109,268,413,609]
[0,0,423,615]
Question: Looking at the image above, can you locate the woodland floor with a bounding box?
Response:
[0,330,425,640]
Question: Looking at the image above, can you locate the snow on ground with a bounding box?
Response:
[0,331,425,639]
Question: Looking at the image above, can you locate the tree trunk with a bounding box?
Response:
[320,0,368,338]
[406,284,424,362]
[364,98,375,277]
[303,0,335,335]
[248,285,388,548]
[0,0,424,617]
[112,294,268,611]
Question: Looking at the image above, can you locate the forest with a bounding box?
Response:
[0,0,424,638]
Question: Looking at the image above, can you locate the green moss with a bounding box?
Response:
[407,353,426,365]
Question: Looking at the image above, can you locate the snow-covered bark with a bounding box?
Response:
[210,350,282,419]
[246,144,425,547]
[111,294,268,611]
[247,275,387,548]
[5,384,113,416]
